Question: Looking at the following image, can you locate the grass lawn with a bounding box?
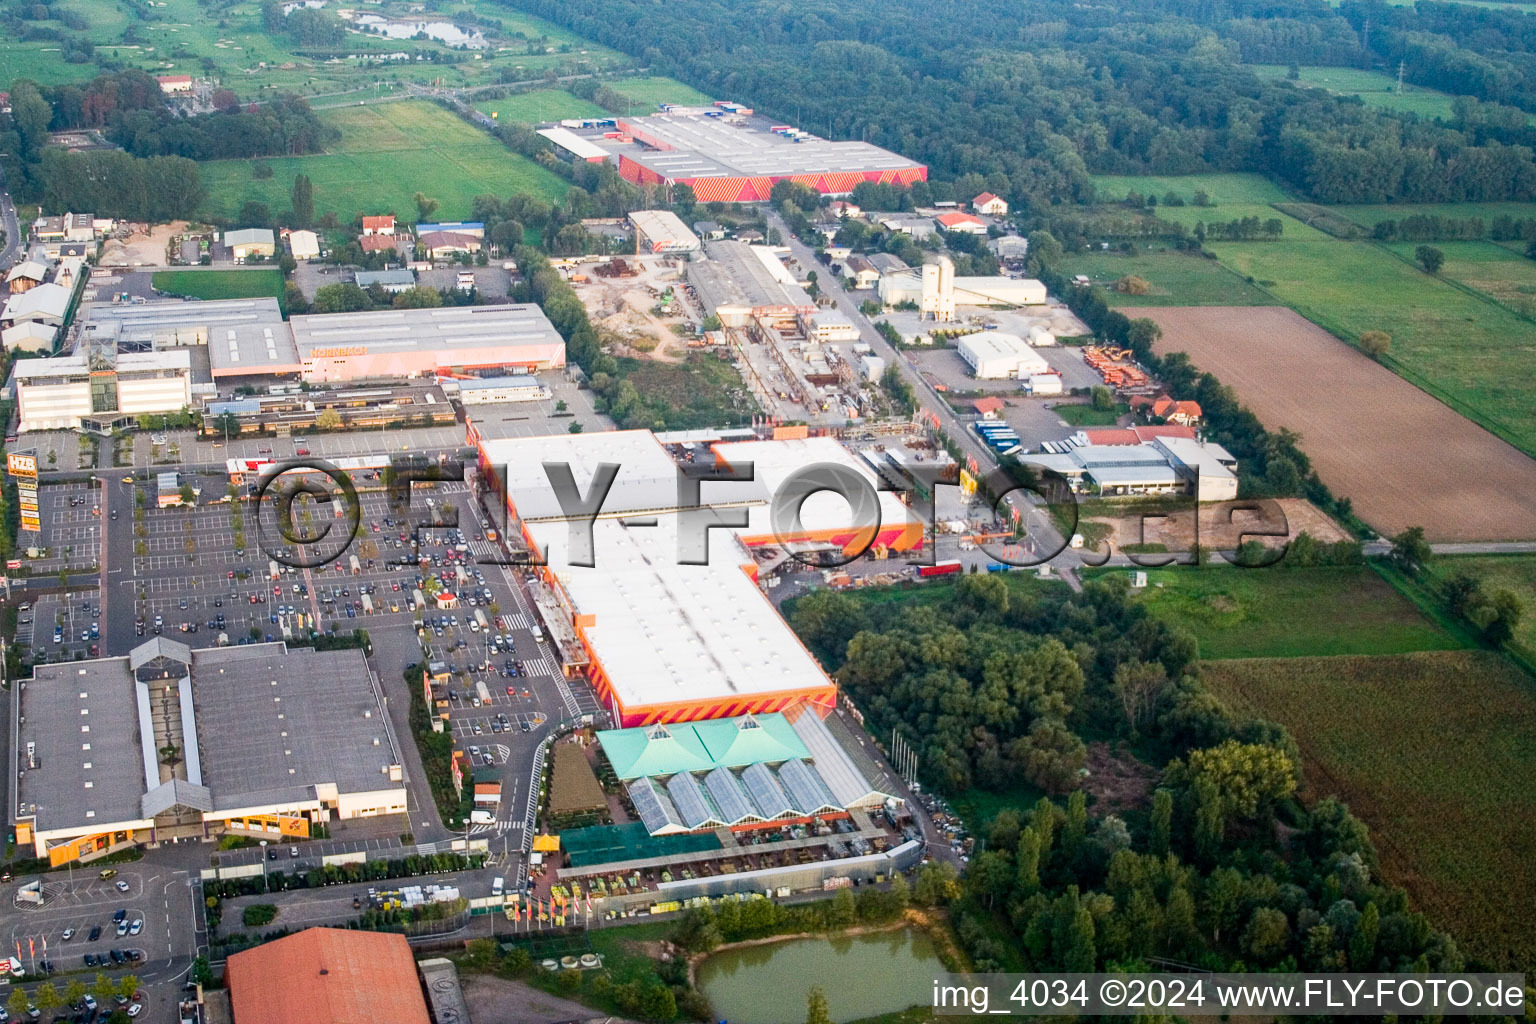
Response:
[474,90,608,124]
[1383,239,1536,311]
[1207,237,1536,456]
[1250,63,1460,120]
[1090,172,1293,207]
[1328,200,1536,229]
[1426,554,1536,655]
[608,75,713,113]
[1054,402,1126,426]
[199,101,568,222]
[1205,649,1536,971]
[0,43,97,86]
[1058,249,1274,306]
[151,269,284,301]
[1112,564,1465,659]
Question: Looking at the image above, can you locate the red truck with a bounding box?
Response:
[918,559,963,578]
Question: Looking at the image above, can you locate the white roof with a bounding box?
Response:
[225,228,275,246]
[538,126,611,161]
[3,283,71,321]
[628,210,700,250]
[710,436,919,543]
[6,261,47,282]
[2,321,57,347]
[481,430,833,711]
[957,332,1050,372]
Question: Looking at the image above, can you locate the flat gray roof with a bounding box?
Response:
[18,658,147,832]
[614,113,921,179]
[689,240,814,313]
[287,304,563,358]
[190,644,400,810]
[84,297,300,375]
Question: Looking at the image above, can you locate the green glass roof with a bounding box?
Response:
[597,713,811,780]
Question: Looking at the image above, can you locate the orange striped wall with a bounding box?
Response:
[616,161,928,202]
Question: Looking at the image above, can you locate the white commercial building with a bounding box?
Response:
[15,350,193,432]
[2,321,57,353]
[957,332,1052,379]
[806,310,859,343]
[456,375,552,404]
[537,126,613,163]
[629,210,701,254]
[1,283,71,329]
[225,228,276,259]
[878,256,1047,321]
[1027,437,1238,502]
[287,229,320,260]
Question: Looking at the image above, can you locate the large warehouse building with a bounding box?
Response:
[288,304,565,383]
[11,639,406,865]
[601,106,925,202]
[14,349,193,432]
[475,430,919,726]
[956,332,1052,379]
[83,297,301,382]
[629,210,700,254]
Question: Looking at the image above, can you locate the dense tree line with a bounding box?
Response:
[107,93,337,161]
[260,0,345,47]
[36,147,204,221]
[790,574,1476,974]
[499,0,1536,207]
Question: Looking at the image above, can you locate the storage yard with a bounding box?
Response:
[1145,305,1536,541]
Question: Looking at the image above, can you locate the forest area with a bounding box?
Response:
[786,574,1481,974]
[502,0,1536,207]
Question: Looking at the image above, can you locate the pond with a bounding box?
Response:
[696,927,942,1024]
[346,14,487,48]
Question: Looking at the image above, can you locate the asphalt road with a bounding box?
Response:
[0,168,20,268]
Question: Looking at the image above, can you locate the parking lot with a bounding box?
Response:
[20,482,104,575]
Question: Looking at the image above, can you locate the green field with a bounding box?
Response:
[1426,554,1536,654]
[1,0,634,101]
[1208,237,1536,454]
[199,101,568,222]
[1115,565,1465,659]
[1090,172,1293,207]
[1384,239,1536,312]
[474,90,608,124]
[1206,650,1536,970]
[1329,200,1536,228]
[1089,172,1330,240]
[151,269,284,301]
[608,75,714,112]
[1058,249,1275,306]
[1251,64,1460,120]
[0,42,101,85]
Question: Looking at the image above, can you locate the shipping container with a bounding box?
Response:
[349,554,361,575]
[918,560,963,578]
[269,560,280,580]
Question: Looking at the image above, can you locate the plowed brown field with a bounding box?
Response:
[1144,305,1536,541]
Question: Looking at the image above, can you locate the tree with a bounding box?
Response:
[65,980,87,1008]
[6,987,28,1020]
[212,88,239,111]
[567,421,584,433]
[1389,525,1432,575]
[805,985,833,1024]
[1350,902,1380,969]
[393,286,443,309]
[828,887,856,928]
[33,982,60,1015]
[290,173,314,228]
[1149,788,1173,857]
[238,200,272,227]
[1026,229,1063,269]
[310,283,374,314]
[1359,329,1391,358]
[413,192,440,222]
[93,973,118,1004]
[314,407,342,430]
[1174,740,1297,820]
[179,483,196,506]
[1415,245,1445,273]
[1090,385,1114,411]
[1241,906,1291,963]
[1115,274,1151,295]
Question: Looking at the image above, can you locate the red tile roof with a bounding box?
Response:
[362,215,395,231]
[972,397,1005,414]
[973,192,1000,206]
[226,928,430,1024]
[1083,425,1198,446]
[935,211,985,228]
[359,234,397,252]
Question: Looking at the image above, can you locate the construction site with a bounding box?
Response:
[565,255,704,363]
